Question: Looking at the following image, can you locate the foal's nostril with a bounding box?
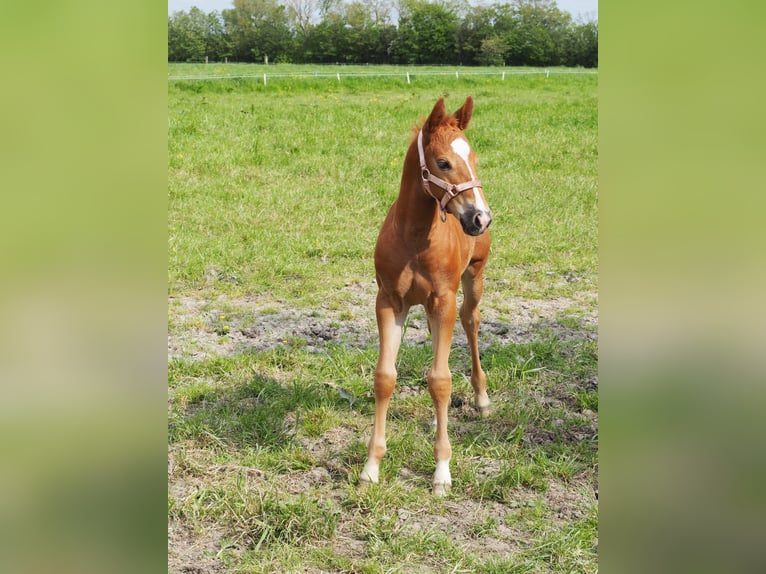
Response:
[474,211,490,230]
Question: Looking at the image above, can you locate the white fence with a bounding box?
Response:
[168,68,597,83]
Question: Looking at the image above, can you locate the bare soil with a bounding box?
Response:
[168,282,596,362]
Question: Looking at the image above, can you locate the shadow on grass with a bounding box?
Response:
[169,364,339,450]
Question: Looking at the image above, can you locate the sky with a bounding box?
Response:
[167,0,598,22]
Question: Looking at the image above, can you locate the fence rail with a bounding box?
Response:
[167,68,597,82]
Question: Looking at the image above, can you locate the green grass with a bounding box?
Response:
[168,63,597,573]
[168,63,596,303]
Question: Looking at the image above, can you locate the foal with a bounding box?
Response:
[360,96,492,496]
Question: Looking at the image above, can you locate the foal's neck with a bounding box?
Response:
[394,140,440,234]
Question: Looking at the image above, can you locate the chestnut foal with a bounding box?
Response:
[360,97,492,496]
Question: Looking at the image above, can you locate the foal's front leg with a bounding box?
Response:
[460,262,490,415]
[426,293,458,496]
[360,293,407,486]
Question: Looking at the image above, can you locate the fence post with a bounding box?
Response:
[455,70,459,79]
[406,72,410,84]
[546,69,550,79]
[502,71,505,81]
[337,72,341,82]
[263,73,267,85]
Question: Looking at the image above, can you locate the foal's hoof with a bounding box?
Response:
[476,404,491,418]
[358,476,377,492]
[474,392,491,417]
[433,482,451,497]
[359,468,378,490]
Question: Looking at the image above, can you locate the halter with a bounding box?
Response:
[417,130,483,222]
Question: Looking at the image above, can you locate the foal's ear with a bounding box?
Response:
[423,97,447,134]
[453,96,474,130]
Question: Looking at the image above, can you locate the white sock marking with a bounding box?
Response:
[433,460,452,486]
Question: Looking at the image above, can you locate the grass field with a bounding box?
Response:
[168,63,598,573]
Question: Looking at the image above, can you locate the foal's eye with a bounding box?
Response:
[436,159,451,170]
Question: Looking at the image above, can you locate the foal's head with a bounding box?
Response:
[419,96,492,236]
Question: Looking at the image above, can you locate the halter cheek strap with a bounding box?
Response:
[417,130,483,222]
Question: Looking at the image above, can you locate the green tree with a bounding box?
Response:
[168,8,207,62]
[457,5,495,65]
[222,0,294,62]
[296,2,393,64]
[563,20,597,67]
[204,11,231,61]
[342,1,396,63]
[314,11,346,62]
[393,0,459,64]
[478,36,506,66]
[457,3,514,65]
[504,0,572,66]
[167,0,596,67]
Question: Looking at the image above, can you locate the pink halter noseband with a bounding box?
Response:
[417,130,483,222]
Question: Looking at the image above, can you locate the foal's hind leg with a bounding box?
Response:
[460,261,490,415]
[360,292,407,486]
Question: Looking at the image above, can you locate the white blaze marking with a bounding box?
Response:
[450,137,489,212]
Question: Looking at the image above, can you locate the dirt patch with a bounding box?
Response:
[543,478,596,523]
[168,520,227,574]
[168,284,596,362]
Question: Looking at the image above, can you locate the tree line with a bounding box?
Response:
[168,0,597,68]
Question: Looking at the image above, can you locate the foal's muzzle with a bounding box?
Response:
[459,206,492,236]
